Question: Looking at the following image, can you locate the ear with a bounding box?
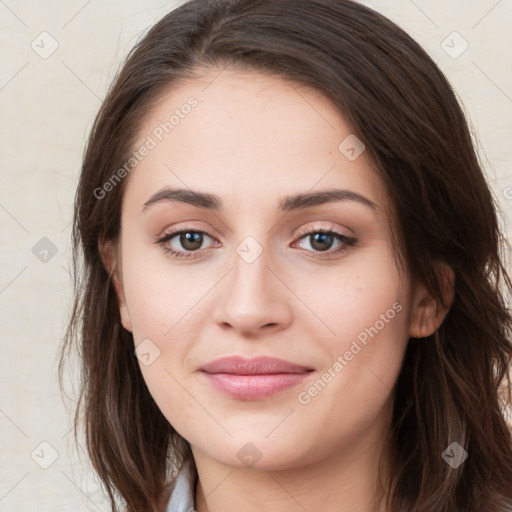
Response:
[409,262,455,338]
[99,240,133,333]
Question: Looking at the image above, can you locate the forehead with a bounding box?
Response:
[123,66,389,216]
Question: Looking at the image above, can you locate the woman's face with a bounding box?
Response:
[109,67,431,471]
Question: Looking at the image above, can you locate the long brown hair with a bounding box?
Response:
[58,1,512,510]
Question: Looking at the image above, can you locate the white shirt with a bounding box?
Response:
[165,458,198,512]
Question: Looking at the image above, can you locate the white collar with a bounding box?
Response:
[165,458,197,512]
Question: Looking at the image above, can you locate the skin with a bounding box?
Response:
[102,66,453,512]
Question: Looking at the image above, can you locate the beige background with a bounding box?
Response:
[1,0,511,510]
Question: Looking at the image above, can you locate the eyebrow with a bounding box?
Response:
[141,186,378,213]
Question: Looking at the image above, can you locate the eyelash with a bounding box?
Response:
[154,225,358,260]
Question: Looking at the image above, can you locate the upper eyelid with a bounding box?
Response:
[294,222,352,238]
[159,223,349,237]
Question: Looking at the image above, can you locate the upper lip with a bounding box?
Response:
[200,356,314,375]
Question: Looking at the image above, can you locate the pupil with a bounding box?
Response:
[311,233,333,251]
[181,232,203,250]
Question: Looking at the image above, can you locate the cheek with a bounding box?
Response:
[290,248,409,347]
[291,252,411,409]
[120,234,192,338]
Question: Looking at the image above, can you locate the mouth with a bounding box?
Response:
[199,356,315,400]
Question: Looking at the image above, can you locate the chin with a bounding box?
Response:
[193,433,316,472]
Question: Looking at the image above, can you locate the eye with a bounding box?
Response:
[291,228,357,258]
[154,225,358,260]
[155,226,218,259]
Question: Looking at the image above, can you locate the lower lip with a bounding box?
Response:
[201,372,312,400]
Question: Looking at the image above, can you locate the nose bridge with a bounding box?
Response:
[213,231,291,334]
[233,237,271,296]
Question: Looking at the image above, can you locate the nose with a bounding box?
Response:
[213,243,293,337]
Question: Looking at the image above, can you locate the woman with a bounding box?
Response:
[59,0,512,510]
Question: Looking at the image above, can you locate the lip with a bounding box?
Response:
[200,356,313,375]
[200,356,314,400]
